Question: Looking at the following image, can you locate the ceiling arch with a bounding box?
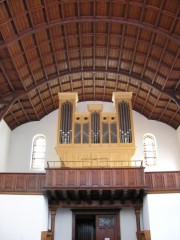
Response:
[0,0,179,130]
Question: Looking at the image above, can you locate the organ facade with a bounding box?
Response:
[56,92,136,168]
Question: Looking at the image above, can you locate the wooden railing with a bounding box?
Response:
[0,171,180,193]
[145,171,180,193]
[45,167,146,189]
[0,173,45,193]
[47,160,143,168]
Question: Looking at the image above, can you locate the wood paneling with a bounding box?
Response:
[0,170,180,195]
[145,171,180,193]
[0,173,45,193]
[45,168,146,189]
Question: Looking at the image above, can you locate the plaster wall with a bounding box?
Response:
[145,193,180,240]
[177,125,180,151]
[0,120,11,171]
[0,195,48,240]
[6,102,180,172]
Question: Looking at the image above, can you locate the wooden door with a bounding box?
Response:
[73,210,120,240]
[96,215,118,240]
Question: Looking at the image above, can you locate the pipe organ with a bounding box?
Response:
[56,92,136,167]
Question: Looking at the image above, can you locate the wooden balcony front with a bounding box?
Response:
[44,161,146,208]
[145,171,180,193]
[0,170,180,207]
[0,173,45,193]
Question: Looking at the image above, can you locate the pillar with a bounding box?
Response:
[50,208,57,240]
[134,208,141,240]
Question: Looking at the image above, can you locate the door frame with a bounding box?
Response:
[72,209,121,240]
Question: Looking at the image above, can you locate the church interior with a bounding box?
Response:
[0,0,180,240]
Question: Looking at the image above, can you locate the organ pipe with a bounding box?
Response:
[91,112,100,143]
[60,101,73,144]
[118,101,132,143]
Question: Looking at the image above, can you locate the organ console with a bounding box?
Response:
[56,92,136,168]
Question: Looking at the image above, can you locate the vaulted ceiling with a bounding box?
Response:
[0,0,179,130]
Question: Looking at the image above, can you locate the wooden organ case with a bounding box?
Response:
[56,92,136,168]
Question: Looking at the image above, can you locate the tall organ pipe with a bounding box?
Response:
[118,101,132,143]
[91,112,100,143]
[60,101,73,144]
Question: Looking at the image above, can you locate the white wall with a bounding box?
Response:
[6,102,180,172]
[145,193,180,240]
[0,120,11,171]
[177,126,180,150]
[120,208,137,240]
[132,111,180,171]
[55,208,72,240]
[7,110,59,172]
[142,195,150,230]
[0,195,48,240]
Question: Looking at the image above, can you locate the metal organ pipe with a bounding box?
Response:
[60,101,73,144]
[118,101,132,143]
[91,112,100,143]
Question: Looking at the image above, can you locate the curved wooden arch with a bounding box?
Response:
[0,68,179,121]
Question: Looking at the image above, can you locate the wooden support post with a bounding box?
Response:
[134,208,141,240]
[50,208,56,240]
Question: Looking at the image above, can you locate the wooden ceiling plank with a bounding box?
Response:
[168,107,180,125]
[151,40,168,84]
[0,2,27,93]
[77,0,83,71]
[4,66,179,106]
[24,1,48,83]
[47,83,56,110]
[132,82,141,108]
[78,22,83,71]
[1,66,179,123]
[18,99,30,122]
[93,73,95,101]
[60,0,71,72]
[151,1,179,85]
[28,95,40,120]
[93,0,96,70]
[105,22,110,71]
[58,77,63,93]
[43,0,60,76]
[158,98,171,121]
[105,0,112,71]
[117,24,125,73]
[1,15,180,51]
[103,73,107,101]
[9,109,20,126]
[174,80,180,91]
[148,93,161,119]
[129,0,146,75]
[141,89,151,113]
[0,62,15,92]
[81,73,85,101]
[37,88,48,115]
[162,48,180,91]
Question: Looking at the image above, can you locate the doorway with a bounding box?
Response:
[73,210,120,240]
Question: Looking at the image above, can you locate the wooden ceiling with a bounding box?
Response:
[0,0,179,130]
